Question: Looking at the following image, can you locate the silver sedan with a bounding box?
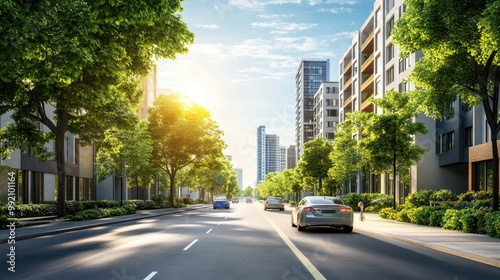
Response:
[291,196,354,233]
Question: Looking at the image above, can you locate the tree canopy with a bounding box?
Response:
[297,137,333,194]
[148,94,225,206]
[0,0,194,216]
[392,0,500,210]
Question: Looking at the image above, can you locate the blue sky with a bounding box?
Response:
[157,0,374,187]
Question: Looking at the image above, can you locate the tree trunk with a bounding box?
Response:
[55,129,66,217]
[491,133,499,211]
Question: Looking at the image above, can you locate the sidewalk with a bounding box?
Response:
[354,212,500,268]
[1,205,499,269]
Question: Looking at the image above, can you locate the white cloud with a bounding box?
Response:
[195,24,220,29]
[317,7,354,13]
[228,0,300,9]
[251,20,317,33]
[257,14,294,19]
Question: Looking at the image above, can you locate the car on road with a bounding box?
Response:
[232,198,239,203]
[213,198,230,209]
[246,197,253,203]
[291,196,353,233]
[264,197,284,211]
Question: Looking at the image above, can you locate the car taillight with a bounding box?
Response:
[340,206,353,212]
[302,207,316,212]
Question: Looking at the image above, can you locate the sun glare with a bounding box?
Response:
[175,82,212,109]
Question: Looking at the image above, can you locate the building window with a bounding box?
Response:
[438,131,455,153]
[386,66,394,85]
[327,132,335,140]
[399,82,409,92]
[465,126,473,147]
[327,109,338,117]
[386,16,394,38]
[386,43,394,62]
[385,0,395,14]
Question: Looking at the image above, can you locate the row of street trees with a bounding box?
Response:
[258,0,500,212]
[255,91,427,207]
[0,1,237,216]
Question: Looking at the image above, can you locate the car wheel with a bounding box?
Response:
[291,216,296,227]
[280,208,284,211]
[343,226,353,233]
[213,207,216,209]
[297,216,305,231]
[264,207,267,211]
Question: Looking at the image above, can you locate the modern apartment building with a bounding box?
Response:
[256,125,282,183]
[338,0,468,200]
[314,82,340,140]
[295,59,330,159]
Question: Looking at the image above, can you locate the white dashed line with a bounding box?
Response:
[183,239,198,251]
[206,228,213,234]
[144,271,157,280]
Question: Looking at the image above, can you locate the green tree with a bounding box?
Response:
[297,137,334,195]
[360,91,427,208]
[0,1,194,216]
[96,120,156,205]
[243,186,254,197]
[148,94,225,207]
[283,169,302,202]
[329,111,366,192]
[392,0,500,210]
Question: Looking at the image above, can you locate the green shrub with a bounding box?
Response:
[341,193,362,210]
[289,200,296,206]
[183,197,193,205]
[65,200,82,215]
[429,207,449,227]
[458,190,492,202]
[369,195,394,211]
[69,206,136,221]
[124,200,156,210]
[15,203,57,217]
[0,214,20,229]
[379,207,397,220]
[405,189,435,208]
[442,209,463,231]
[430,189,457,202]
[151,194,169,207]
[484,212,500,238]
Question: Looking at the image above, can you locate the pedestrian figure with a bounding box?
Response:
[358,201,365,221]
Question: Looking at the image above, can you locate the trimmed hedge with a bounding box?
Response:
[0,199,156,218]
[69,205,137,221]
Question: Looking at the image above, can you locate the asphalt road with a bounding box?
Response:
[1,201,499,280]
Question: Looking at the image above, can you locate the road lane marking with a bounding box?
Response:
[217,222,222,225]
[183,239,198,251]
[144,271,157,280]
[206,228,213,234]
[259,208,327,280]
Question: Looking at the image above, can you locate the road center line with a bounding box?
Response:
[206,228,213,234]
[259,207,327,280]
[183,239,198,251]
[144,271,157,280]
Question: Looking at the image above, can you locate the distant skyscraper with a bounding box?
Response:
[295,59,330,159]
[235,168,243,191]
[257,125,281,183]
[279,146,286,172]
[286,145,297,169]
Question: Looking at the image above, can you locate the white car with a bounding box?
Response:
[291,196,354,233]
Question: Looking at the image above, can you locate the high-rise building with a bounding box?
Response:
[295,59,330,159]
[286,145,297,169]
[257,126,281,183]
[314,82,340,140]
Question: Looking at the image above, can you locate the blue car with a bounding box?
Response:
[213,198,230,209]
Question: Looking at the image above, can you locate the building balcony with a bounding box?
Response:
[361,53,374,74]
[343,59,353,75]
[361,73,374,93]
[361,32,374,54]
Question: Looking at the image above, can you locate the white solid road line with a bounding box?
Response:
[144,271,157,280]
[258,205,327,280]
[183,239,198,251]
